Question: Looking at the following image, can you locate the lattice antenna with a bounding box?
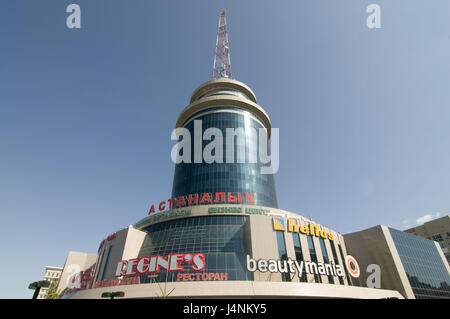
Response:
[212,10,232,79]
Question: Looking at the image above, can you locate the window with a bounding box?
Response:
[389,228,450,299]
[319,238,335,284]
[292,234,307,282]
[100,245,113,281]
[172,110,278,209]
[94,248,106,282]
[276,231,291,282]
[306,236,321,283]
[139,216,252,283]
[329,242,344,285]
[338,244,352,286]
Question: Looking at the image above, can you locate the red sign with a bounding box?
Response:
[93,276,141,289]
[65,267,94,295]
[116,253,206,277]
[148,192,256,216]
[177,272,228,281]
[98,232,118,251]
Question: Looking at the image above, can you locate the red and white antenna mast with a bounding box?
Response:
[212,10,232,80]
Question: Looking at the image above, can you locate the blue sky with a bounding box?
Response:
[1,0,450,298]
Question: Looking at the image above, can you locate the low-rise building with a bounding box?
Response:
[36,266,63,299]
[404,215,450,264]
[344,225,450,299]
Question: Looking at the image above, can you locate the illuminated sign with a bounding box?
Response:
[345,255,360,278]
[273,216,285,230]
[246,255,354,279]
[93,276,141,288]
[272,217,334,241]
[209,206,242,214]
[147,192,256,216]
[145,209,192,224]
[115,253,206,277]
[208,206,270,215]
[176,272,228,281]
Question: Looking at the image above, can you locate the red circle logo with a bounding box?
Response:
[345,255,360,278]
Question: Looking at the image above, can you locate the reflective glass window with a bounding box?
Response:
[172,108,278,208]
[389,228,450,299]
[319,238,335,284]
[307,236,321,283]
[137,216,252,283]
[276,231,290,282]
[330,242,344,285]
[337,244,352,286]
[293,234,307,282]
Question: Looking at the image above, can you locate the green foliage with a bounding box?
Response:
[45,280,61,299]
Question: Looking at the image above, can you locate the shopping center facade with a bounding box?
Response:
[60,203,404,299]
[58,77,406,299]
[55,12,448,299]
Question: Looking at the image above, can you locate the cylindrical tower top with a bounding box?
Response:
[190,78,257,104]
[177,78,272,138]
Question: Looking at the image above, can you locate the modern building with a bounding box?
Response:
[61,206,402,299]
[58,11,404,299]
[404,215,450,264]
[36,266,63,299]
[344,225,450,299]
[171,10,277,209]
[171,77,278,209]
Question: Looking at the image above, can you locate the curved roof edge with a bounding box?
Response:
[177,95,271,138]
[190,78,257,104]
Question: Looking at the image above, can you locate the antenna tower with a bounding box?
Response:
[212,10,232,79]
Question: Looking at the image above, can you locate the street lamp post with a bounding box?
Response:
[28,280,50,299]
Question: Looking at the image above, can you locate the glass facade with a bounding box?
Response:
[292,233,307,282]
[94,248,106,282]
[330,242,344,285]
[306,236,321,283]
[100,246,112,281]
[137,215,252,283]
[172,106,278,208]
[389,228,450,299]
[338,243,351,286]
[276,231,291,282]
[319,238,335,284]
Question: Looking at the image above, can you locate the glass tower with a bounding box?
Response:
[171,78,278,208]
